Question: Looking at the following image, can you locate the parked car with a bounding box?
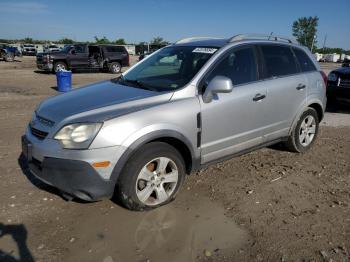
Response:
[21,44,37,56]
[22,34,326,210]
[327,65,350,106]
[139,51,154,61]
[44,44,61,53]
[342,58,350,67]
[0,43,21,62]
[36,44,129,73]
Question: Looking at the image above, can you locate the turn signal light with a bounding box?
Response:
[92,161,111,168]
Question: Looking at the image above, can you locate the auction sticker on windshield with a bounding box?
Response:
[192,47,217,54]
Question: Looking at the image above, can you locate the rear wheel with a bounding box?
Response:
[109,62,121,74]
[116,142,186,211]
[53,61,68,72]
[285,108,319,153]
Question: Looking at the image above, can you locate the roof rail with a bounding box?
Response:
[228,34,296,44]
[175,37,222,44]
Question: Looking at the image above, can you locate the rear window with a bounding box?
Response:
[260,45,298,78]
[105,46,126,53]
[293,48,316,72]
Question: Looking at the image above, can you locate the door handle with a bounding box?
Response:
[296,84,306,90]
[253,93,266,102]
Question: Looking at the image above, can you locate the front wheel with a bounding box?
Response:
[284,108,319,153]
[4,53,14,62]
[53,61,68,73]
[116,142,186,211]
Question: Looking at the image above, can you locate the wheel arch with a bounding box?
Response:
[110,130,200,184]
[308,102,324,121]
[289,100,324,136]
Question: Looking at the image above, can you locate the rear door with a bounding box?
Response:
[199,45,268,164]
[257,44,307,141]
[103,46,128,66]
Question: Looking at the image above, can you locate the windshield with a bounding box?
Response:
[61,45,73,53]
[120,46,218,92]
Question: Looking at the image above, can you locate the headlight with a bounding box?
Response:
[328,73,337,82]
[54,123,102,149]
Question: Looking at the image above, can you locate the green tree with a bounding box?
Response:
[58,38,75,44]
[115,38,126,45]
[292,16,319,50]
[94,36,110,44]
[23,37,34,44]
[150,37,168,45]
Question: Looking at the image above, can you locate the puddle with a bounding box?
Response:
[64,192,248,262]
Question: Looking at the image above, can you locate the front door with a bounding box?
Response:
[68,44,89,68]
[199,45,267,164]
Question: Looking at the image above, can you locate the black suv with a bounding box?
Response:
[36,44,129,73]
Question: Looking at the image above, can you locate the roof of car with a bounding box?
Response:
[174,38,228,47]
[174,34,298,48]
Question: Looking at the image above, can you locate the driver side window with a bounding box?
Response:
[207,46,258,86]
[74,45,86,54]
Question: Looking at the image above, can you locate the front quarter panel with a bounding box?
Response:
[90,97,200,159]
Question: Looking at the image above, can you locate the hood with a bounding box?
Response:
[37,50,67,57]
[333,67,350,75]
[36,80,173,124]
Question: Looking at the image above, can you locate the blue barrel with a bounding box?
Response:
[56,71,72,92]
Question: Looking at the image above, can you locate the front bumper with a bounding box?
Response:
[22,129,126,201]
[327,83,350,104]
[36,61,53,71]
[25,154,115,201]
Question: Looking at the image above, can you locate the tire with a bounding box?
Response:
[4,53,14,62]
[53,61,68,73]
[284,107,319,153]
[109,62,121,74]
[116,142,186,211]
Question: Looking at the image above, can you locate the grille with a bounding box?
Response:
[30,126,48,140]
[36,115,55,127]
[339,78,350,88]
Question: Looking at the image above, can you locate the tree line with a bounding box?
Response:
[0,36,169,46]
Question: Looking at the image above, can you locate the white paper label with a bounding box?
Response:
[192,47,217,54]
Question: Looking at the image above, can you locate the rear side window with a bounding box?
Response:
[260,45,298,78]
[293,48,316,72]
[105,46,126,53]
[207,47,257,85]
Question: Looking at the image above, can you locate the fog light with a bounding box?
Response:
[92,161,111,168]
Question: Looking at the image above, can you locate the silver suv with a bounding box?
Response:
[22,34,327,210]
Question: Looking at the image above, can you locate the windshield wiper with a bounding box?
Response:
[118,76,156,91]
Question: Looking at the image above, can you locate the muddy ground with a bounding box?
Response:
[0,57,349,262]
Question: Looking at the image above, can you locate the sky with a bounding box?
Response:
[0,0,349,49]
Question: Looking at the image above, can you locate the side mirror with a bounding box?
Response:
[71,49,76,55]
[202,76,233,103]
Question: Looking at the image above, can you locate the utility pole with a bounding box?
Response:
[311,35,316,53]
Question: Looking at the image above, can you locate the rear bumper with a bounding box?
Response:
[24,155,115,201]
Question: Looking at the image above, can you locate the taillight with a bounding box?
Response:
[320,71,327,87]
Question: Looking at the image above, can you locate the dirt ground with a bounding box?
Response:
[0,57,349,262]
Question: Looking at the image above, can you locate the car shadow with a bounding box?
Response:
[33,70,51,75]
[17,154,93,204]
[0,223,34,262]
